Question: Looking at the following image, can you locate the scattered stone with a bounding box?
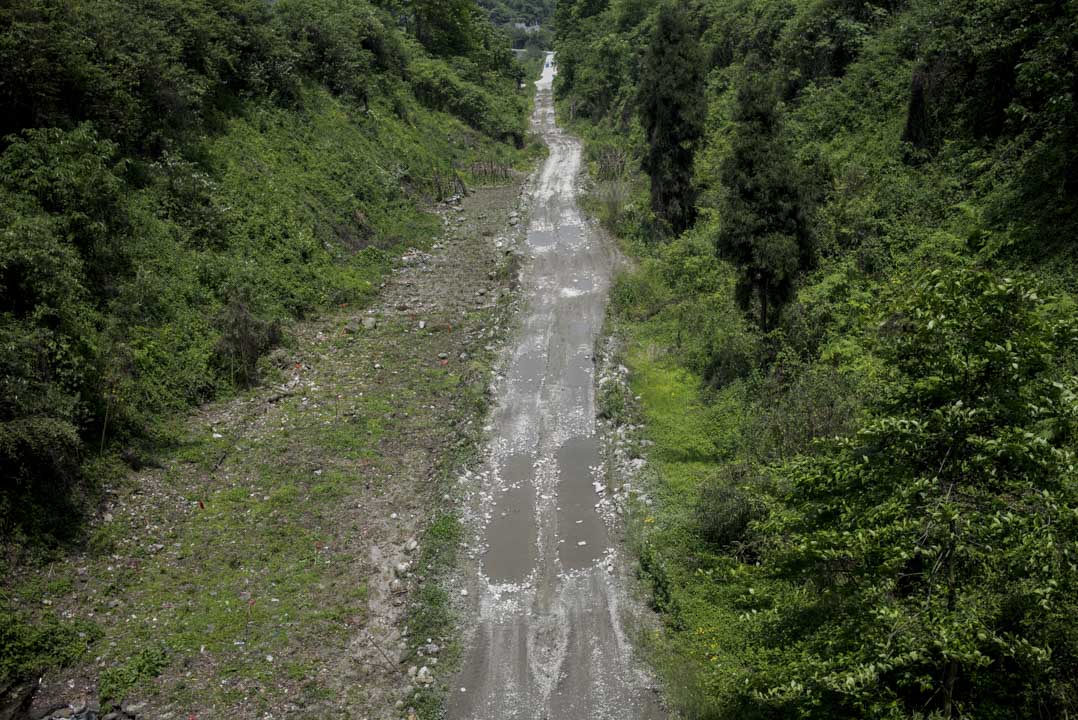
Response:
[415,666,434,686]
[394,562,410,578]
[122,701,146,716]
[460,588,468,597]
[405,538,419,553]
[362,317,378,331]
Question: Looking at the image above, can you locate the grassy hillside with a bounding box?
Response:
[0,0,535,545]
[0,0,543,707]
[557,0,1078,718]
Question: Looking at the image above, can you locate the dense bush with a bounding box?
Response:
[0,0,531,541]
[752,268,1078,717]
[557,0,1078,717]
[694,465,765,551]
[410,56,527,144]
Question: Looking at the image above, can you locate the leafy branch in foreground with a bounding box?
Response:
[757,267,1078,718]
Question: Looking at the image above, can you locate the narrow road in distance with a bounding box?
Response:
[447,52,665,720]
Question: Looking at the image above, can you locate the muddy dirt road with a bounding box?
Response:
[447,54,664,720]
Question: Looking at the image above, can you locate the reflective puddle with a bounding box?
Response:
[482,454,539,583]
[555,436,609,570]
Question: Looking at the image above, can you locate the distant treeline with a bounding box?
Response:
[479,0,555,26]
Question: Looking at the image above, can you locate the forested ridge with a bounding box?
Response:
[556,0,1078,718]
[0,0,534,542]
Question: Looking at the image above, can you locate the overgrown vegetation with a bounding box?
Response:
[479,0,555,27]
[1,0,536,701]
[557,0,1078,717]
[0,0,532,545]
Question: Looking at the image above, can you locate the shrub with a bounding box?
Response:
[597,377,630,422]
[213,294,282,388]
[694,465,766,553]
[610,261,670,321]
[98,646,168,705]
[0,601,99,684]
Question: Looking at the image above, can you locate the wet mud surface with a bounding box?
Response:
[448,54,664,720]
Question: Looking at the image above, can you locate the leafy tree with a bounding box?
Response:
[277,0,405,109]
[0,0,529,543]
[716,65,815,331]
[478,0,554,27]
[758,267,1078,717]
[637,2,705,237]
[410,0,479,56]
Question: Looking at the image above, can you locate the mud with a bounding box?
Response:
[448,54,664,720]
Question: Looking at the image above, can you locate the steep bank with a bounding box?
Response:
[0,0,533,545]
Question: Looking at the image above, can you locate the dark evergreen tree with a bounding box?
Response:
[637,2,705,237]
[716,65,815,331]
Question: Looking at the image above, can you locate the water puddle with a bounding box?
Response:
[482,454,539,583]
[529,228,557,251]
[556,437,609,570]
[563,351,593,395]
[512,348,547,385]
[572,274,595,293]
[528,224,584,253]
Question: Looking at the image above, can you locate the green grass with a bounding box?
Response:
[613,319,785,716]
[3,180,528,713]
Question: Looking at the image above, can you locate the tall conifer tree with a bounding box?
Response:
[716,64,815,330]
[638,2,705,237]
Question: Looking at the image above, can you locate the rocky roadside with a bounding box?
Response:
[594,327,657,532]
[5,181,530,720]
